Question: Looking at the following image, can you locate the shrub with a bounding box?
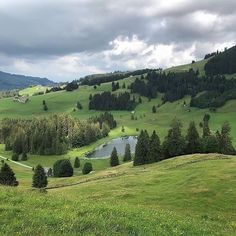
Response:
[21,152,28,161]
[0,163,18,186]
[12,153,19,161]
[53,159,73,177]
[32,165,48,188]
[82,162,93,175]
[74,157,80,168]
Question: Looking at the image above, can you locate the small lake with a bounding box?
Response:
[87,136,137,159]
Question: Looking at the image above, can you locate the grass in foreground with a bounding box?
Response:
[0,154,235,235]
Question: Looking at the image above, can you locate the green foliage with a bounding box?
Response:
[162,119,185,159]
[82,162,93,175]
[53,159,73,178]
[110,147,119,167]
[134,130,150,166]
[12,153,19,161]
[76,101,83,110]
[123,143,132,162]
[148,131,162,163]
[152,106,157,113]
[21,152,28,161]
[32,164,48,188]
[0,163,18,186]
[200,135,219,153]
[74,157,80,168]
[186,121,201,154]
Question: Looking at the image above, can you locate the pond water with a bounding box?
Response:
[87,136,137,159]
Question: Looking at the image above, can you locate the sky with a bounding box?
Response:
[0,0,235,82]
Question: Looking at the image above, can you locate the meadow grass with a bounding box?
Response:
[0,154,235,235]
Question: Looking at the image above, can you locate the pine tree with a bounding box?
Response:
[152,106,157,113]
[186,121,201,154]
[148,131,162,163]
[162,119,185,159]
[203,114,211,137]
[110,147,119,167]
[134,130,150,166]
[82,162,93,175]
[217,122,236,155]
[74,157,80,168]
[32,164,48,188]
[123,143,132,162]
[53,159,73,177]
[0,163,18,186]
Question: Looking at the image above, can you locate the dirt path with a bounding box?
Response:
[0,155,32,169]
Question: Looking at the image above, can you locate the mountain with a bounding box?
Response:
[0,70,55,91]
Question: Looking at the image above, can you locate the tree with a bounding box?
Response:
[32,164,48,188]
[134,130,150,166]
[101,123,110,137]
[186,121,201,154]
[12,153,19,161]
[21,152,28,161]
[53,159,73,177]
[201,135,219,153]
[82,162,93,175]
[217,122,236,155]
[152,106,157,113]
[148,131,162,163]
[162,119,185,159]
[74,157,80,168]
[110,147,119,167]
[0,163,18,186]
[203,114,211,137]
[123,143,132,162]
[76,101,83,110]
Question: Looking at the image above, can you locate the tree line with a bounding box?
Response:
[0,113,116,157]
[89,91,137,111]
[129,69,236,108]
[134,115,235,166]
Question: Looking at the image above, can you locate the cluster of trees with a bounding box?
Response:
[112,81,120,91]
[205,45,236,76]
[190,89,236,109]
[46,86,64,94]
[80,69,155,86]
[129,70,236,108]
[204,51,218,60]
[0,90,19,99]
[65,81,79,91]
[134,115,235,166]
[89,92,137,111]
[89,112,117,129]
[0,114,114,156]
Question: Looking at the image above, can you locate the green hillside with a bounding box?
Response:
[0,154,235,235]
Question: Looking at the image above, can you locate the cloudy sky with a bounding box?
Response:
[0,0,235,81]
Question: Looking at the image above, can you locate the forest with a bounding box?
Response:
[0,113,115,156]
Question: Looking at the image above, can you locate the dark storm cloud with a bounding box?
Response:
[0,0,235,80]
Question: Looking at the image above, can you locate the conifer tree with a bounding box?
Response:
[21,152,28,161]
[186,121,201,154]
[74,157,80,168]
[217,122,236,155]
[134,130,149,166]
[12,153,19,161]
[32,164,48,188]
[152,106,157,113]
[82,162,93,175]
[123,143,132,162]
[110,147,119,167]
[148,131,162,163]
[0,163,18,186]
[162,119,185,159]
[203,114,211,137]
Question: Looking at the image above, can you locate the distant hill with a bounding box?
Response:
[0,70,55,91]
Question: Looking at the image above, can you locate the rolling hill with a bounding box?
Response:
[0,153,235,235]
[0,70,55,91]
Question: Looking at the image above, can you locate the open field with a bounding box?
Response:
[0,154,235,235]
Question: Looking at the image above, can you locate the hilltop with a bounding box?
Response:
[0,70,55,91]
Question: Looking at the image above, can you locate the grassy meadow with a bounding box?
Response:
[0,154,235,235]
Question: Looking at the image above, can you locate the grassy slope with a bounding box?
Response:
[1,74,236,168]
[0,154,235,235]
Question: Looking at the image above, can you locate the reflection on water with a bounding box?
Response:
[87,136,137,159]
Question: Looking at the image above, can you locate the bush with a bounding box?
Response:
[0,163,18,186]
[21,152,28,161]
[32,164,48,188]
[53,159,73,177]
[12,153,19,161]
[82,162,93,175]
[74,157,80,168]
